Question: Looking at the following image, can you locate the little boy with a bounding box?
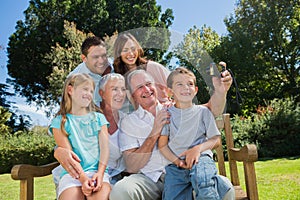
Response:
[158,67,234,200]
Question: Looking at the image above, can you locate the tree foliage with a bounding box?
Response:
[7,0,173,107]
[214,0,300,114]
[0,83,31,132]
[169,25,221,104]
[45,21,91,113]
[0,83,13,109]
[231,98,300,158]
[0,106,12,134]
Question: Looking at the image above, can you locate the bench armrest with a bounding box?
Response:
[229,144,258,162]
[11,162,59,180]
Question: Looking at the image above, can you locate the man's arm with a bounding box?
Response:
[122,109,170,173]
[123,132,159,173]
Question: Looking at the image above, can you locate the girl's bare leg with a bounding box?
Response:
[59,186,85,200]
[87,182,111,200]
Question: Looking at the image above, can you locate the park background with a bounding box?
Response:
[0,0,235,126]
[0,0,299,199]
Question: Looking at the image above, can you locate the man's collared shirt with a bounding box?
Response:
[119,103,168,182]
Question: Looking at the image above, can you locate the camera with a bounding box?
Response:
[206,62,226,77]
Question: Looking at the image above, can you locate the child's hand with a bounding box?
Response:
[81,179,93,196]
[179,146,201,169]
[91,172,103,192]
[174,158,188,169]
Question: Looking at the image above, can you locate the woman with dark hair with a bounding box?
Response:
[113,33,171,104]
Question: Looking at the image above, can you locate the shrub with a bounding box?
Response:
[231,98,300,158]
[0,131,56,174]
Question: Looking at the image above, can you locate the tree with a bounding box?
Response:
[215,0,300,115]
[0,106,12,134]
[0,83,13,108]
[7,0,173,107]
[45,21,91,113]
[169,25,221,104]
[0,83,31,132]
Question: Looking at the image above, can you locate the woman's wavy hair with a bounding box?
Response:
[113,33,148,75]
[56,73,98,135]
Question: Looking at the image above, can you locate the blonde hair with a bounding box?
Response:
[56,73,98,135]
[167,67,196,89]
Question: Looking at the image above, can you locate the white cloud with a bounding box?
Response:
[15,103,50,126]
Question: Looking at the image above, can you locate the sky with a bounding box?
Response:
[0,0,237,126]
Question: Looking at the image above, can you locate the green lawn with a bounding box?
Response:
[1,157,300,200]
[0,173,56,200]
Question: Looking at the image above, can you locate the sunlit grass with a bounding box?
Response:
[0,174,56,200]
[1,157,299,200]
[222,157,300,200]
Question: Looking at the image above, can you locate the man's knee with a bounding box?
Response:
[110,181,131,200]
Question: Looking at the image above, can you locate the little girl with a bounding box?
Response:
[49,73,111,200]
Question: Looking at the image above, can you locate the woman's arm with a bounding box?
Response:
[53,128,83,178]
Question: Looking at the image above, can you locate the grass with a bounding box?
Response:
[1,157,300,200]
[0,174,56,200]
[255,157,300,200]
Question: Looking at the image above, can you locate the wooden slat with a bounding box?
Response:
[215,116,226,177]
[223,114,240,186]
[244,162,259,200]
[216,114,259,200]
[216,145,226,176]
[234,186,248,200]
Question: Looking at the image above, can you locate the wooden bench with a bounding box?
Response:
[215,114,259,200]
[11,113,259,200]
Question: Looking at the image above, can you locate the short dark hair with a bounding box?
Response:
[81,36,106,56]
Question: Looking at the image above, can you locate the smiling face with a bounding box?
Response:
[82,45,109,75]
[170,73,198,108]
[130,72,157,109]
[120,39,138,70]
[68,80,94,114]
[101,78,126,111]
